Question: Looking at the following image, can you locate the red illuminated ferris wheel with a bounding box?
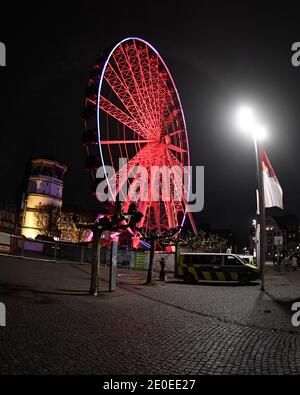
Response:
[82,37,193,233]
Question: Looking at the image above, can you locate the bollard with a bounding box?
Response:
[0,303,6,327]
[54,242,57,262]
[81,246,85,265]
[109,241,118,292]
[159,257,167,282]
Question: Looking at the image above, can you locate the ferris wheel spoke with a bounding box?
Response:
[170,187,184,224]
[107,145,155,200]
[165,162,186,217]
[163,109,181,132]
[153,202,162,233]
[113,46,151,120]
[106,58,156,134]
[137,45,162,133]
[163,200,178,229]
[169,129,185,138]
[167,145,188,155]
[144,46,162,132]
[127,164,150,208]
[153,75,167,130]
[122,42,160,135]
[154,71,178,133]
[148,57,162,127]
[170,173,186,215]
[151,160,179,230]
[130,43,161,131]
[137,200,150,229]
[166,150,190,214]
[99,96,149,140]
[167,150,189,176]
[101,140,155,145]
[151,64,174,113]
[139,198,152,233]
[149,57,168,128]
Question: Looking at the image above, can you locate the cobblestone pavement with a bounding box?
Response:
[0,256,300,375]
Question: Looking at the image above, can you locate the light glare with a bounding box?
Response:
[236,106,267,141]
[253,125,267,141]
[237,106,255,132]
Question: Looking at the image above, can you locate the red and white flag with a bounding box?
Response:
[260,149,284,209]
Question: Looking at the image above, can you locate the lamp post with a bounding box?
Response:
[237,107,267,291]
[254,137,266,291]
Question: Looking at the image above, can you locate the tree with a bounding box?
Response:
[138,228,179,284]
[69,221,89,244]
[202,233,229,253]
[179,231,229,253]
[74,202,143,296]
[34,205,61,238]
[158,231,229,277]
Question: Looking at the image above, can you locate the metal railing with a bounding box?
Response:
[0,234,94,265]
[0,233,175,272]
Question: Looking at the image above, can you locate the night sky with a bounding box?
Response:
[1,1,300,245]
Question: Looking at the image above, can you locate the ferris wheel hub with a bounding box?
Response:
[164,135,172,145]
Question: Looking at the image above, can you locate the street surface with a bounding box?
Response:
[0,255,299,375]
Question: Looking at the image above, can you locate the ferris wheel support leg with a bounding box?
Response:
[187,210,198,234]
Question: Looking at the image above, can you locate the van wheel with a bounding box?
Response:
[184,273,195,284]
[239,275,250,285]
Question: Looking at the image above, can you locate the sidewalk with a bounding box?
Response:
[112,265,300,333]
[0,254,299,333]
[264,263,300,302]
[116,263,300,303]
[0,254,299,302]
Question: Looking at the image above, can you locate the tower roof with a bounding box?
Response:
[31,157,67,171]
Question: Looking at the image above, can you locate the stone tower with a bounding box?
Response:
[21,158,67,239]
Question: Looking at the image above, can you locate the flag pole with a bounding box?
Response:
[254,138,266,291]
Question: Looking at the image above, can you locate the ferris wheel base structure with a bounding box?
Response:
[82,37,198,235]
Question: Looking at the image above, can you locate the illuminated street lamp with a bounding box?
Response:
[236,106,267,291]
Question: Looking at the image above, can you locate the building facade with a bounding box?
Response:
[0,205,16,234]
[266,215,299,257]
